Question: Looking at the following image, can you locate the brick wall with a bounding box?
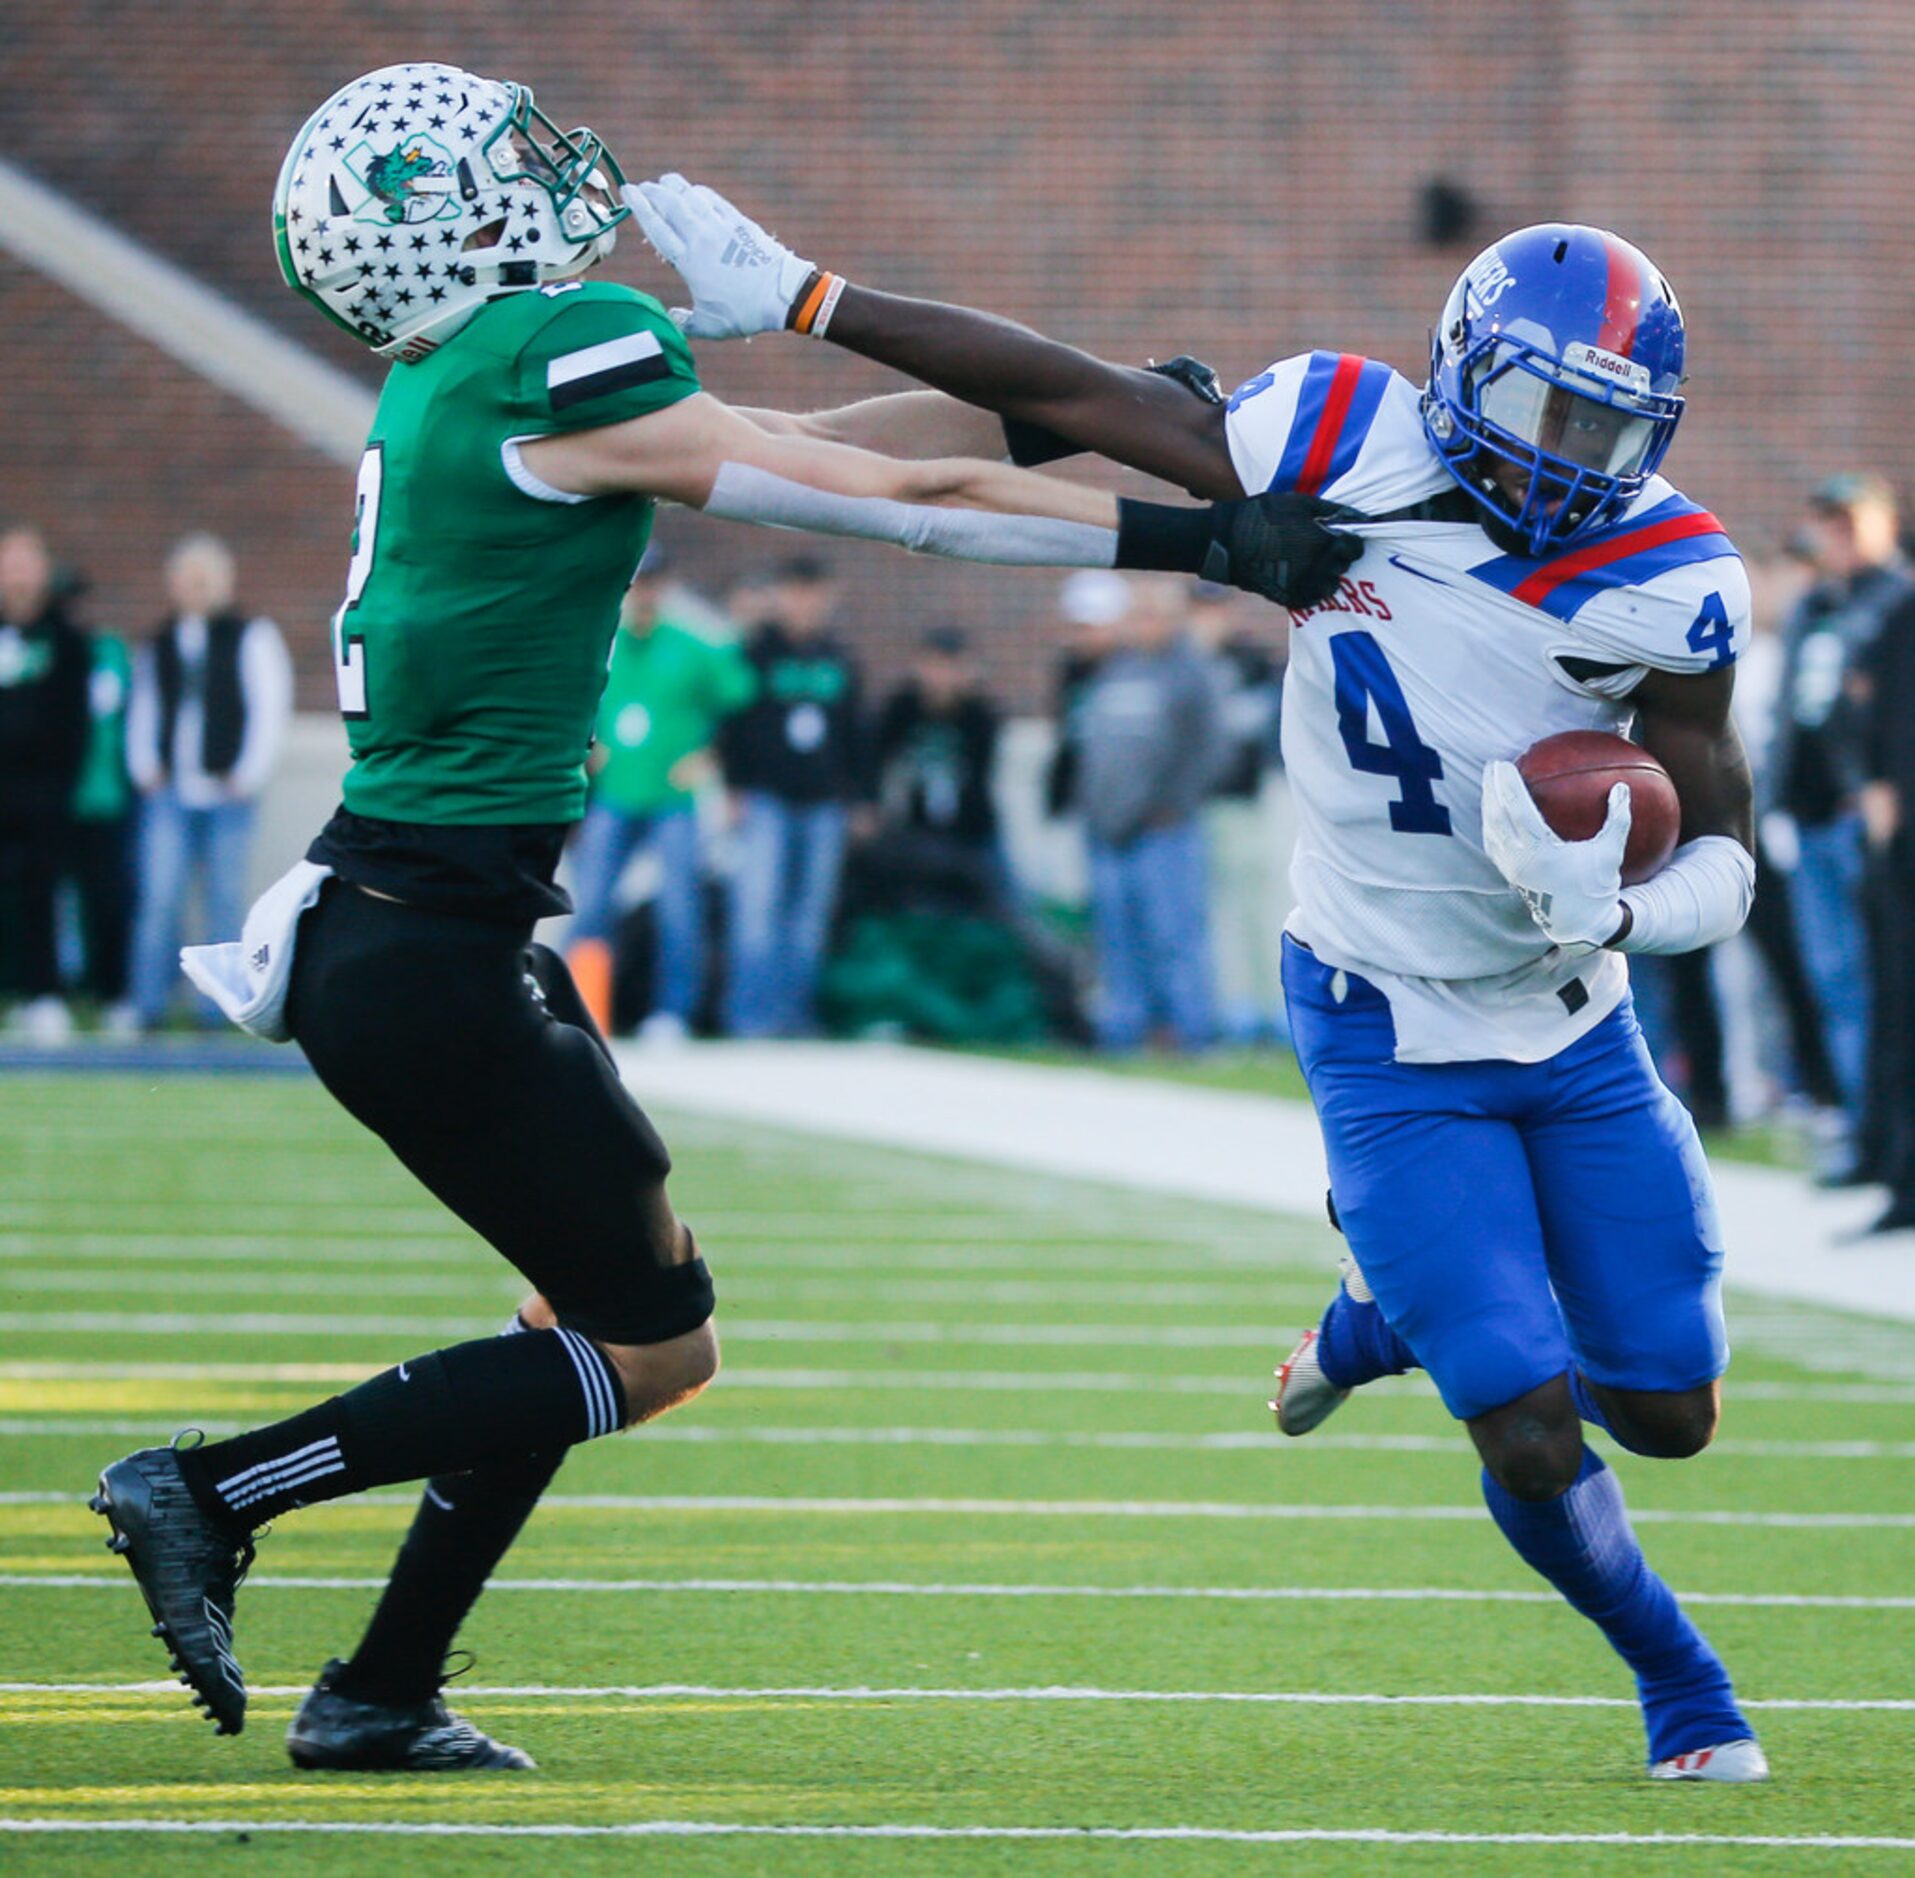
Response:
[5,1,1914,707]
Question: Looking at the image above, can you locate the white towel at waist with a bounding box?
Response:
[179,860,333,1042]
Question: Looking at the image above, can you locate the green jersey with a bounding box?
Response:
[72,634,132,822]
[593,616,758,819]
[331,281,700,826]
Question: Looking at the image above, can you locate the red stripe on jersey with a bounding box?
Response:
[1295,353,1366,495]
[1598,235,1644,359]
[1511,510,1727,607]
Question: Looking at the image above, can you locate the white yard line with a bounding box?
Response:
[4,1488,1911,1527]
[0,1819,1910,1850]
[7,1415,1914,1461]
[2,1574,1907,1610]
[0,1265,1333,1307]
[2,1358,1911,1403]
[618,1042,1915,1329]
[8,1310,1913,1381]
[0,1311,1305,1344]
[0,1680,1909,1713]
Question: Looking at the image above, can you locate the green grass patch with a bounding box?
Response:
[0,1073,1910,1873]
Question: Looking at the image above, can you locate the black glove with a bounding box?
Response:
[1003,354,1225,467]
[1202,491,1365,609]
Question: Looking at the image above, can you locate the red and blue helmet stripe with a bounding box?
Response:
[1423,224,1687,555]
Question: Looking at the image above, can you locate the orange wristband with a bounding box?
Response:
[790,270,845,337]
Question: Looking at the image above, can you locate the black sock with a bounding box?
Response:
[176,1327,625,1529]
[334,1442,568,1707]
[334,1312,568,1707]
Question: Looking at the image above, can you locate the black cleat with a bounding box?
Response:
[287,1660,536,1771]
[89,1444,255,1735]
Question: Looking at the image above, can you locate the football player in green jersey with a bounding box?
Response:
[88,61,1361,1769]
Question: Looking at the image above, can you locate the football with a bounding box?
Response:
[1514,730,1681,885]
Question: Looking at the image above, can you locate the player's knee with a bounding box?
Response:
[599,1319,719,1427]
[1470,1384,1584,1501]
[1602,1384,1719,1460]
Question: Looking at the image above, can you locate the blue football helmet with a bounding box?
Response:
[1423,225,1686,556]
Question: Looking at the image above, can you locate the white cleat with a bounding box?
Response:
[1269,1254,1371,1438]
[1270,1328,1350,1437]
[1649,1739,1770,1783]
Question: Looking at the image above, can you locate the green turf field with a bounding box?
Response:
[2,1072,1912,1873]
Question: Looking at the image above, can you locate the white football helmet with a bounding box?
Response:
[272,62,629,361]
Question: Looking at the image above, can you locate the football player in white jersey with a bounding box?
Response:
[634,186,1764,1783]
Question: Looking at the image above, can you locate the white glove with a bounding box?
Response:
[623,174,817,340]
[1480,760,1631,954]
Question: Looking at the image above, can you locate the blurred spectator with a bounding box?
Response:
[1713,551,1844,1122]
[66,613,137,1017]
[1044,570,1129,819]
[1859,585,1915,1231]
[1188,580,1288,1043]
[718,556,866,1037]
[1080,574,1226,1051]
[1771,475,1909,1162]
[565,551,756,1041]
[874,626,1001,858]
[0,524,90,1042]
[123,534,293,1032]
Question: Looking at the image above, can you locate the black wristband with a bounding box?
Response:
[1002,414,1082,468]
[1114,498,1214,574]
[785,267,826,332]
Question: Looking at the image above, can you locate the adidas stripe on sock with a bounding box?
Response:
[213,1434,347,1516]
[178,1327,627,1529]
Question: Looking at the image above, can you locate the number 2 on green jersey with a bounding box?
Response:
[332,445,383,721]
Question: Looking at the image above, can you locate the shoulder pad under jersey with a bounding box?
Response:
[1222,352,1453,511]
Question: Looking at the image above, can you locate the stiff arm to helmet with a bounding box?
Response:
[626,174,1246,502]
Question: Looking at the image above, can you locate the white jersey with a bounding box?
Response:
[1226,351,1751,1063]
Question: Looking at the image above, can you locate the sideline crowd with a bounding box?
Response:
[3,481,1914,1231]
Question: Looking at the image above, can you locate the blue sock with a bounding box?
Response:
[1481,1448,1750,1762]
[1314,1286,1417,1390]
[1570,1370,1615,1436]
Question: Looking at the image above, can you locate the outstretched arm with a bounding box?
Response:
[734,391,1007,460]
[516,390,1355,600]
[521,390,1108,522]
[626,176,1244,498]
[820,287,1240,496]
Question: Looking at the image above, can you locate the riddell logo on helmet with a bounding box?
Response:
[1563,342,1651,393]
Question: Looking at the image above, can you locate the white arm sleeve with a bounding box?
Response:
[703,461,1118,568]
[1614,835,1756,956]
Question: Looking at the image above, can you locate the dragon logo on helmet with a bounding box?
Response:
[344,136,457,226]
